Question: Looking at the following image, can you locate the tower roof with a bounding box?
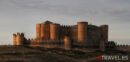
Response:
[44,20,52,23]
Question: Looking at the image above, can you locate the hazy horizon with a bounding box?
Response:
[0,0,130,45]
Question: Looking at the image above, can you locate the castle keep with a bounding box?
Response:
[13,21,108,51]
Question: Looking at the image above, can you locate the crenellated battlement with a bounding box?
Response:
[13,32,25,45]
[60,25,73,28]
[116,45,130,47]
[13,32,24,36]
[116,44,130,52]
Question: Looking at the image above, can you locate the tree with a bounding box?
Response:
[106,41,116,49]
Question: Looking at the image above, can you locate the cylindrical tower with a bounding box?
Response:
[16,33,23,45]
[36,23,41,39]
[50,23,59,40]
[100,25,108,43]
[77,22,88,45]
[44,21,52,39]
[64,36,71,50]
[99,25,108,51]
[13,34,17,45]
[41,23,45,39]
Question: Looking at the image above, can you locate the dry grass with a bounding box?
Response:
[0,45,129,62]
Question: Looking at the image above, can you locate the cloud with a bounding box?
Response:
[7,0,130,23]
[0,0,130,44]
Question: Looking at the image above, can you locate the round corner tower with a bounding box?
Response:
[100,25,108,43]
[77,22,88,45]
[100,25,108,51]
[50,23,60,40]
[36,23,41,39]
[15,33,24,45]
[41,23,45,39]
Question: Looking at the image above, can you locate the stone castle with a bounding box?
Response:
[13,20,108,51]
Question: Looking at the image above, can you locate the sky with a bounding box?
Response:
[0,0,130,45]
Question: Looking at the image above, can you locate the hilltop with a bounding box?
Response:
[0,45,130,62]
